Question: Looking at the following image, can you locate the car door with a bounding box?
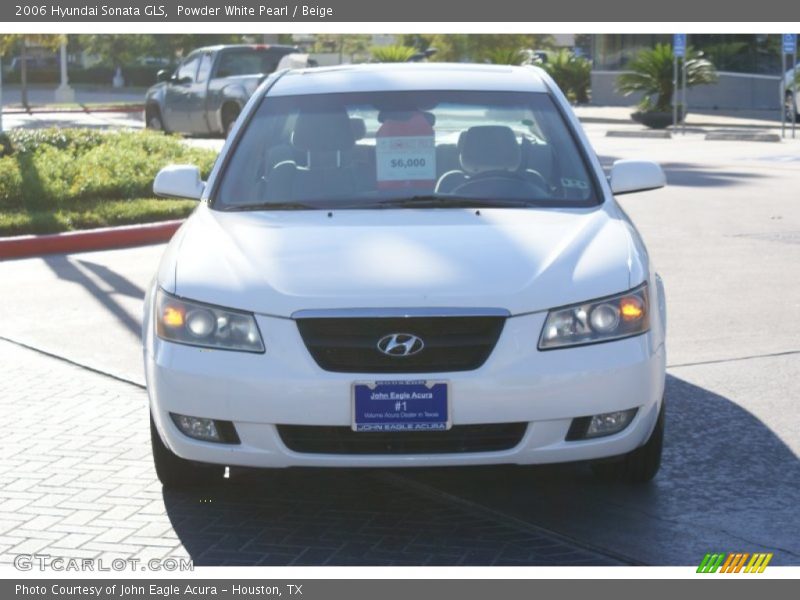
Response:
[163,53,201,133]
[186,52,214,134]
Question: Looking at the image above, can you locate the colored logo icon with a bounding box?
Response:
[697,552,773,573]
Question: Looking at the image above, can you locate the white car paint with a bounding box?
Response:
[144,63,667,470]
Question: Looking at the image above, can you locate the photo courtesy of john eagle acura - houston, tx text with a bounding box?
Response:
[144,62,668,489]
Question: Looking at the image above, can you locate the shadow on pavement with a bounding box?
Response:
[162,374,800,566]
[599,155,767,188]
[42,254,145,338]
[162,468,620,566]
[77,259,147,300]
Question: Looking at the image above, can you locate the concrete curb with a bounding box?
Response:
[0,220,182,260]
[606,130,672,139]
[704,130,781,142]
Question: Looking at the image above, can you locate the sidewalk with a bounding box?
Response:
[574,105,784,132]
[0,84,146,111]
[0,338,619,566]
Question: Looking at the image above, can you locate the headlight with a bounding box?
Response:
[538,284,649,350]
[155,288,265,353]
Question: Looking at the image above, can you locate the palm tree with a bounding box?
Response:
[616,43,718,113]
[370,45,417,63]
[543,49,591,104]
[483,48,525,65]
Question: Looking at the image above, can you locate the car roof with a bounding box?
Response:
[267,63,550,96]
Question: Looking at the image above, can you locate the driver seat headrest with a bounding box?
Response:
[459,125,521,175]
[292,108,355,153]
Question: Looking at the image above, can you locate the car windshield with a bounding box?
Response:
[213,89,599,210]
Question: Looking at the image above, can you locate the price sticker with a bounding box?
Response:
[376,135,436,185]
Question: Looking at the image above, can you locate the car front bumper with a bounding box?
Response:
[145,308,666,469]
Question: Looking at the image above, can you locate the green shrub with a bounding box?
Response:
[0,128,105,157]
[370,45,417,62]
[0,128,217,211]
[0,198,197,236]
[0,159,23,209]
[616,43,718,112]
[543,49,591,104]
[69,132,215,201]
[484,48,526,65]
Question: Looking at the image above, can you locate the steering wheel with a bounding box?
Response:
[451,170,550,199]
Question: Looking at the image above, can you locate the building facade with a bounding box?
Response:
[590,34,788,112]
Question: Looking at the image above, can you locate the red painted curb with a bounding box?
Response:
[0,220,183,260]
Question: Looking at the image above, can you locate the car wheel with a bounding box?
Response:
[222,104,240,137]
[150,414,225,489]
[146,108,168,133]
[590,399,664,484]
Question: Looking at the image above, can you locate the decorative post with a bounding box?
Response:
[782,34,798,139]
[672,34,686,132]
[54,37,75,103]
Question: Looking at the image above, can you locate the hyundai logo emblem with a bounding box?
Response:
[376,333,425,357]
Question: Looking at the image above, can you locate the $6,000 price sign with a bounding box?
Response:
[376,135,436,184]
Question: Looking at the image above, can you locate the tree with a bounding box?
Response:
[77,34,155,70]
[0,34,64,108]
[483,48,526,65]
[151,34,247,59]
[77,34,249,69]
[399,35,434,52]
[311,35,371,63]
[370,45,417,63]
[542,49,592,104]
[616,43,718,112]
[423,35,555,63]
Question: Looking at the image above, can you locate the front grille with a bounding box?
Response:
[295,316,506,373]
[277,423,527,455]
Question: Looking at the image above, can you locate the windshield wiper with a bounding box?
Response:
[222,196,541,212]
[365,195,540,209]
[223,202,318,212]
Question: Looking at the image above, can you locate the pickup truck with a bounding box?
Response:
[144,44,300,137]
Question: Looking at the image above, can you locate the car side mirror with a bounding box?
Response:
[168,74,192,85]
[153,165,204,200]
[156,69,170,83]
[609,160,666,195]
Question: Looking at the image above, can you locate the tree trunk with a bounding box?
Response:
[20,42,28,109]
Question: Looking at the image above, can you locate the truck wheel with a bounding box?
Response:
[590,399,665,484]
[222,104,240,137]
[150,413,224,489]
[146,106,168,133]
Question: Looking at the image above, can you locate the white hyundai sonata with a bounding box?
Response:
[144,63,667,489]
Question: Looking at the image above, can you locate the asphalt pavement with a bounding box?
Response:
[1,118,798,566]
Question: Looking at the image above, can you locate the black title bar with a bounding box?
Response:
[4,0,799,22]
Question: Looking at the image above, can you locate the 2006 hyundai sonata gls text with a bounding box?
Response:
[144,63,667,488]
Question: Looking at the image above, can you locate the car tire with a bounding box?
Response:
[146,107,168,134]
[590,399,664,484]
[150,414,224,489]
[222,104,240,137]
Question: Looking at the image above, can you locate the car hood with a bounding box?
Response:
[170,204,639,317]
